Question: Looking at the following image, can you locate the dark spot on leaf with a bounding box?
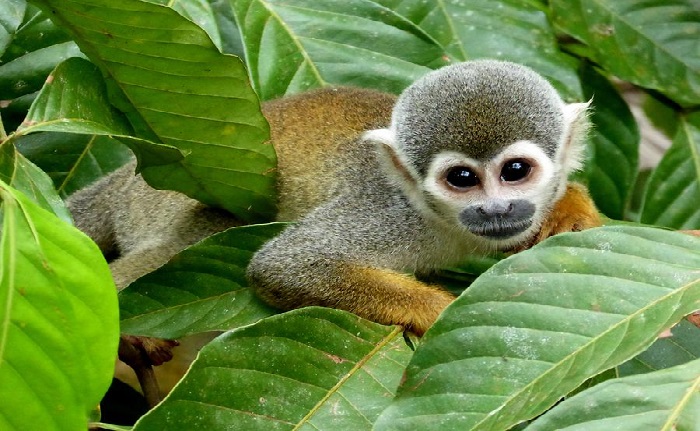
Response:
[325,353,345,364]
[592,24,614,37]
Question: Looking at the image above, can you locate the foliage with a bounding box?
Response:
[0,0,698,430]
[0,179,119,430]
[134,307,413,430]
[527,358,700,430]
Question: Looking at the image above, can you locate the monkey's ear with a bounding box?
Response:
[364,128,420,188]
[558,101,592,175]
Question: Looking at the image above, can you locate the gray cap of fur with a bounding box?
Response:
[392,60,565,175]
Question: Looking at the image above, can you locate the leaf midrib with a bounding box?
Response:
[661,368,700,431]
[293,325,404,430]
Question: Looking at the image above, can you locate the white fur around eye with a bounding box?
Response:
[424,151,483,195]
[426,152,481,180]
[489,141,551,168]
[486,140,556,197]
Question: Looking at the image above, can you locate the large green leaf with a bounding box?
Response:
[643,93,681,141]
[230,0,445,99]
[376,0,582,99]
[551,0,700,107]
[375,226,700,431]
[30,0,276,222]
[0,180,119,431]
[641,113,700,229]
[133,307,412,431]
[119,223,285,339]
[529,358,700,430]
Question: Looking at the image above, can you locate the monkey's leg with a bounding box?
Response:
[532,182,602,245]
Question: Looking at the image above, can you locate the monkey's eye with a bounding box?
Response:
[446,167,479,189]
[501,159,531,182]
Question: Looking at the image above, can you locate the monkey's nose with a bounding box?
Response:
[477,201,514,218]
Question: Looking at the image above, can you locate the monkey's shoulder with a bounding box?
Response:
[277,145,467,270]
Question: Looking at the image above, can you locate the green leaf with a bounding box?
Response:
[422,255,503,297]
[375,226,700,431]
[209,0,246,57]
[0,0,25,55]
[0,4,74,63]
[15,56,183,167]
[0,143,71,223]
[230,0,445,99]
[31,0,276,222]
[170,0,224,51]
[0,180,119,431]
[626,169,652,222]
[568,367,618,398]
[133,307,412,431]
[0,4,79,134]
[620,319,700,376]
[377,0,583,99]
[643,93,680,140]
[579,63,639,219]
[18,57,134,135]
[0,41,82,100]
[140,0,226,51]
[641,112,700,229]
[15,132,132,198]
[528,358,700,431]
[8,55,184,196]
[119,223,285,339]
[551,0,700,106]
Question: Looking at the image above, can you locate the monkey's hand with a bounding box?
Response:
[119,335,180,367]
[524,182,601,250]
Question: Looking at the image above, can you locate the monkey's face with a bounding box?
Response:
[421,141,561,249]
[368,60,591,251]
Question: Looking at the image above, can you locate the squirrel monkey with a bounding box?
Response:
[68,60,600,335]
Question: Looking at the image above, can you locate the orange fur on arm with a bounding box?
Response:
[345,266,455,335]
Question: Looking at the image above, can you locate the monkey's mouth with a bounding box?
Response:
[468,219,532,239]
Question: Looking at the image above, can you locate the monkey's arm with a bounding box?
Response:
[249,259,453,335]
[531,182,601,246]
[246,202,455,335]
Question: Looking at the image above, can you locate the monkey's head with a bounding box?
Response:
[367,60,590,250]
